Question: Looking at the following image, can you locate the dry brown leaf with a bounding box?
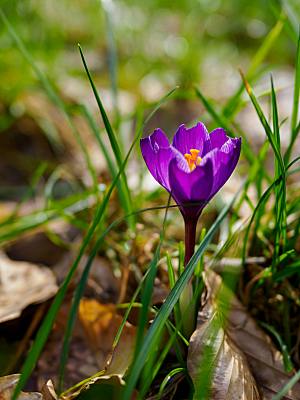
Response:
[206,272,300,399]
[188,271,300,400]
[187,288,261,400]
[40,380,58,400]
[0,253,58,324]
[225,288,300,398]
[0,374,42,399]
[78,299,136,376]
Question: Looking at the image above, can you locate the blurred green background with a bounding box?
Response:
[0,0,299,200]
[1,0,299,102]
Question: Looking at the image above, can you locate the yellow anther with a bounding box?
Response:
[190,149,200,158]
[184,149,202,171]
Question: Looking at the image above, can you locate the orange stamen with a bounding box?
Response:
[184,149,202,171]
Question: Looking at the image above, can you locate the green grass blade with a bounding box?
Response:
[271,76,287,264]
[158,368,185,399]
[11,86,162,398]
[78,44,134,229]
[123,186,243,400]
[273,259,300,281]
[166,252,181,327]
[134,195,171,364]
[58,201,176,391]
[14,140,132,398]
[11,199,104,400]
[247,15,285,80]
[79,103,134,213]
[0,192,92,244]
[223,15,285,117]
[80,104,117,178]
[270,0,298,42]
[240,72,285,174]
[56,88,178,391]
[260,322,293,372]
[271,76,281,149]
[242,156,300,265]
[272,369,300,400]
[194,87,255,164]
[280,0,300,42]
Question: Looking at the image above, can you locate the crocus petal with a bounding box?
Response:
[156,146,186,191]
[208,127,228,151]
[150,128,170,147]
[203,137,241,199]
[168,156,213,207]
[140,128,170,182]
[172,122,210,156]
[140,122,241,218]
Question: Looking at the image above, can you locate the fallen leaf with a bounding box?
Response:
[187,281,261,399]
[78,299,136,376]
[0,252,58,324]
[40,380,58,400]
[0,374,42,399]
[225,285,300,399]
[188,271,300,400]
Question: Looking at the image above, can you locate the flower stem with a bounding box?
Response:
[180,215,199,338]
[183,216,198,266]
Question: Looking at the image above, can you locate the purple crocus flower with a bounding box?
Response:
[141,122,241,264]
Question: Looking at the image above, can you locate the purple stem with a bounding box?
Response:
[183,216,198,266]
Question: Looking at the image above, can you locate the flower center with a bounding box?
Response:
[184,149,202,171]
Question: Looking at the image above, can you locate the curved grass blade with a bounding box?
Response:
[123,185,243,400]
[0,191,92,244]
[78,44,134,230]
[242,156,300,265]
[271,76,287,266]
[270,0,299,43]
[12,85,180,399]
[240,71,285,174]
[58,199,170,392]
[260,322,293,373]
[79,103,133,213]
[272,369,300,400]
[134,194,171,357]
[80,104,117,179]
[158,369,185,399]
[194,86,255,164]
[223,15,285,117]
[57,88,178,391]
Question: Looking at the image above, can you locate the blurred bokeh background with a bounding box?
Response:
[0,0,299,203]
